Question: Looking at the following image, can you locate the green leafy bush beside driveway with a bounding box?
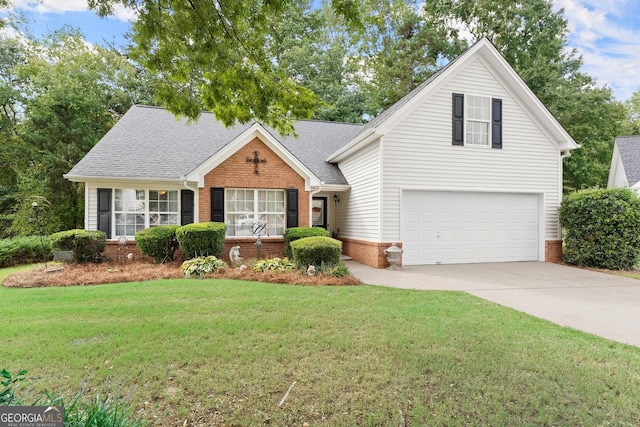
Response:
[559,188,640,269]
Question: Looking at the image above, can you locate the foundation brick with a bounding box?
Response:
[545,240,563,263]
[340,238,402,269]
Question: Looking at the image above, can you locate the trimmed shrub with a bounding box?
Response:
[135,225,180,263]
[181,256,228,277]
[176,222,227,259]
[49,229,107,263]
[559,188,640,270]
[290,236,342,268]
[0,236,52,268]
[283,227,330,258]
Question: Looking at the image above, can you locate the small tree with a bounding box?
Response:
[559,188,640,270]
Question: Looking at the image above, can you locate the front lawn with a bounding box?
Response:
[2,278,640,426]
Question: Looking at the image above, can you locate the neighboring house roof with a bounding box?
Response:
[65,105,363,186]
[327,37,579,162]
[611,135,640,187]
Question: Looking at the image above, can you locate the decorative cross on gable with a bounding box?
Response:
[247,150,267,174]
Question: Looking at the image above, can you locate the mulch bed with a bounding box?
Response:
[2,261,361,288]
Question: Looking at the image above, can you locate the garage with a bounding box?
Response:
[401,191,540,265]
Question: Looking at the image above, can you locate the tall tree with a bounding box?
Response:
[272,1,366,123]
[0,31,27,237]
[8,28,157,235]
[421,0,625,190]
[357,0,452,115]
[621,89,640,136]
[89,0,362,135]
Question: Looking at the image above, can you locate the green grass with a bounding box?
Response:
[2,278,640,426]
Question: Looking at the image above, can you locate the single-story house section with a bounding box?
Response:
[608,135,640,193]
[65,38,578,268]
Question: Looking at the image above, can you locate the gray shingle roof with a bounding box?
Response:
[616,135,640,186]
[66,105,363,185]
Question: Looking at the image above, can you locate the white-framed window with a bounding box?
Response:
[466,95,490,146]
[114,189,179,238]
[149,190,179,226]
[452,93,502,149]
[226,189,285,237]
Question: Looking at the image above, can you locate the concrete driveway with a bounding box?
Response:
[346,261,640,348]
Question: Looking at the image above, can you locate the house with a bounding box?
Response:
[65,38,578,268]
[608,135,640,192]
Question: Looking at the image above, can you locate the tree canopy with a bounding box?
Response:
[0,27,157,237]
[88,0,362,135]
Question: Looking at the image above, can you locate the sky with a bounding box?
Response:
[2,0,639,102]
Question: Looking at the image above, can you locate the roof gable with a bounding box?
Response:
[186,122,319,189]
[614,135,640,187]
[328,37,578,162]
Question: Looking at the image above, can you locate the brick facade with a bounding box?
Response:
[103,240,149,262]
[340,237,403,269]
[545,240,563,263]
[199,137,309,226]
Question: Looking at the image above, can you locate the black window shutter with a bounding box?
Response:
[452,93,464,146]
[492,98,503,149]
[286,189,298,228]
[97,188,111,239]
[181,190,195,225]
[210,187,225,222]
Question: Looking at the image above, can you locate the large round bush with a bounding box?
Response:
[283,227,329,258]
[290,236,341,267]
[559,188,640,270]
[176,222,226,259]
[135,225,180,263]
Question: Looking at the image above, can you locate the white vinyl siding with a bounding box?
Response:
[380,57,561,247]
[337,141,381,241]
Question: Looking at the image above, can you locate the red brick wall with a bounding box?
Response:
[545,240,563,263]
[222,238,285,263]
[199,137,309,226]
[103,241,150,262]
[341,237,403,269]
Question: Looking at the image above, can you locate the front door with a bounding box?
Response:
[312,197,327,229]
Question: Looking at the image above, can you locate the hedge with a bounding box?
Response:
[559,188,640,270]
[290,236,342,268]
[0,236,52,268]
[176,222,227,259]
[135,225,181,263]
[283,227,330,258]
[49,229,107,263]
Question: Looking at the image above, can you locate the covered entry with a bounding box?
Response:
[401,190,540,265]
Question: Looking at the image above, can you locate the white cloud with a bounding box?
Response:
[553,0,640,100]
[11,0,136,22]
[11,0,89,14]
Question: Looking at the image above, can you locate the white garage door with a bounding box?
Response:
[401,191,539,265]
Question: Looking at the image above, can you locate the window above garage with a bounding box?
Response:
[452,93,502,149]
